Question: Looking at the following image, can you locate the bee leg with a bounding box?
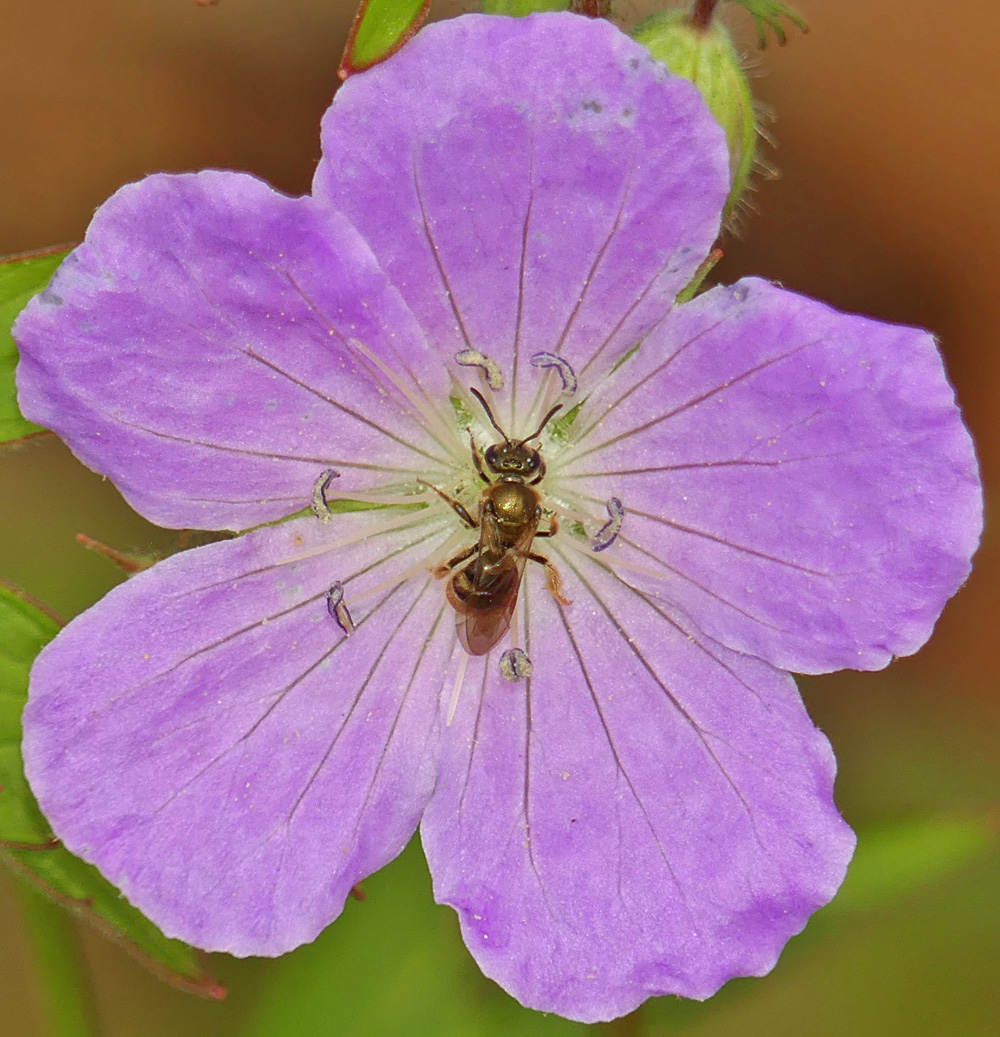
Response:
[467,429,491,485]
[528,552,572,606]
[434,543,478,579]
[534,516,560,538]
[417,479,477,528]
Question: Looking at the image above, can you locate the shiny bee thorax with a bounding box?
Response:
[482,480,541,547]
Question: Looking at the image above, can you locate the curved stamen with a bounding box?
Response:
[455,349,505,392]
[591,497,625,552]
[530,352,578,398]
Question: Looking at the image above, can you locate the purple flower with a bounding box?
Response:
[13,13,980,1024]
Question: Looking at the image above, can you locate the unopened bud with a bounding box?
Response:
[633,11,757,224]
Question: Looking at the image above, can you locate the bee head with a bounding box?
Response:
[469,387,562,484]
[484,441,543,478]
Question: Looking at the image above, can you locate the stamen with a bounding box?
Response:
[499,647,533,682]
[326,581,356,635]
[530,352,578,397]
[277,509,443,569]
[345,337,457,449]
[311,468,339,522]
[591,497,625,552]
[447,649,470,726]
[455,349,504,392]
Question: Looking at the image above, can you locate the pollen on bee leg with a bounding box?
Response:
[311,468,340,522]
[543,559,572,607]
[455,348,504,392]
[529,352,578,398]
[499,647,532,682]
[591,497,625,552]
[325,581,355,635]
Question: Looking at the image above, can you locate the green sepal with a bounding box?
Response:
[727,0,808,49]
[633,12,757,224]
[339,0,432,79]
[0,581,225,999]
[0,245,70,446]
[676,247,724,304]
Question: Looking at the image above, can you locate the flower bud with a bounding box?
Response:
[632,11,757,224]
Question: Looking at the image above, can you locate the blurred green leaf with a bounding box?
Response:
[245,839,584,1037]
[0,580,60,843]
[0,581,225,1000]
[339,0,431,78]
[0,246,69,445]
[828,814,995,915]
[481,0,571,14]
[4,843,225,1000]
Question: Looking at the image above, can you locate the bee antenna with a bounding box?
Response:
[468,387,510,443]
[519,402,563,445]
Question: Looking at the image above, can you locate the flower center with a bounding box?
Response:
[309,348,626,697]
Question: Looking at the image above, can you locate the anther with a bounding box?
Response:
[591,497,625,552]
[499,647,533,682]
[529,352,577,397]
[455,349,504,391]
[326,581,355,635]
[311,468,339,522]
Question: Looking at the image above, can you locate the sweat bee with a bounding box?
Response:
[428,388,569,656]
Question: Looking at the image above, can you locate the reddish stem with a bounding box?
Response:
[690,0,721,31]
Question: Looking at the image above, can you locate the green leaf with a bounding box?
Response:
[481,0,571,14]
[828,814,995,915]
[339,0,432,78]
[4,844,225,1000]
[0,246,70,445]
[0,581,225,1000]
[0,581,60,844]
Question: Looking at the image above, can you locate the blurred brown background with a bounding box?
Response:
[1,1,998,1034]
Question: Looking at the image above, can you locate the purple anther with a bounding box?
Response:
[591,497,625,552]
[529,353,577,397]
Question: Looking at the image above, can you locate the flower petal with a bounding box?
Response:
[557,278,982,674]
[421,550,853,1023]
[315,13,728,427]
[23,513,453,954]
[14,171,456,531]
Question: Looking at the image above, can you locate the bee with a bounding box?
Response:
[428,388,570,656]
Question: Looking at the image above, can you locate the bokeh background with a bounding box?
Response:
[2,1,998,1034]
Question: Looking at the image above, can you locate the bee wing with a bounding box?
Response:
[457,507,539,656]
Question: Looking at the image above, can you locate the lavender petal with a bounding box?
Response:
[561,277,982,674]
[421,554,853,1022]
[23,514,451,954]
[14,171,452,531]
[316,13,728,425]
